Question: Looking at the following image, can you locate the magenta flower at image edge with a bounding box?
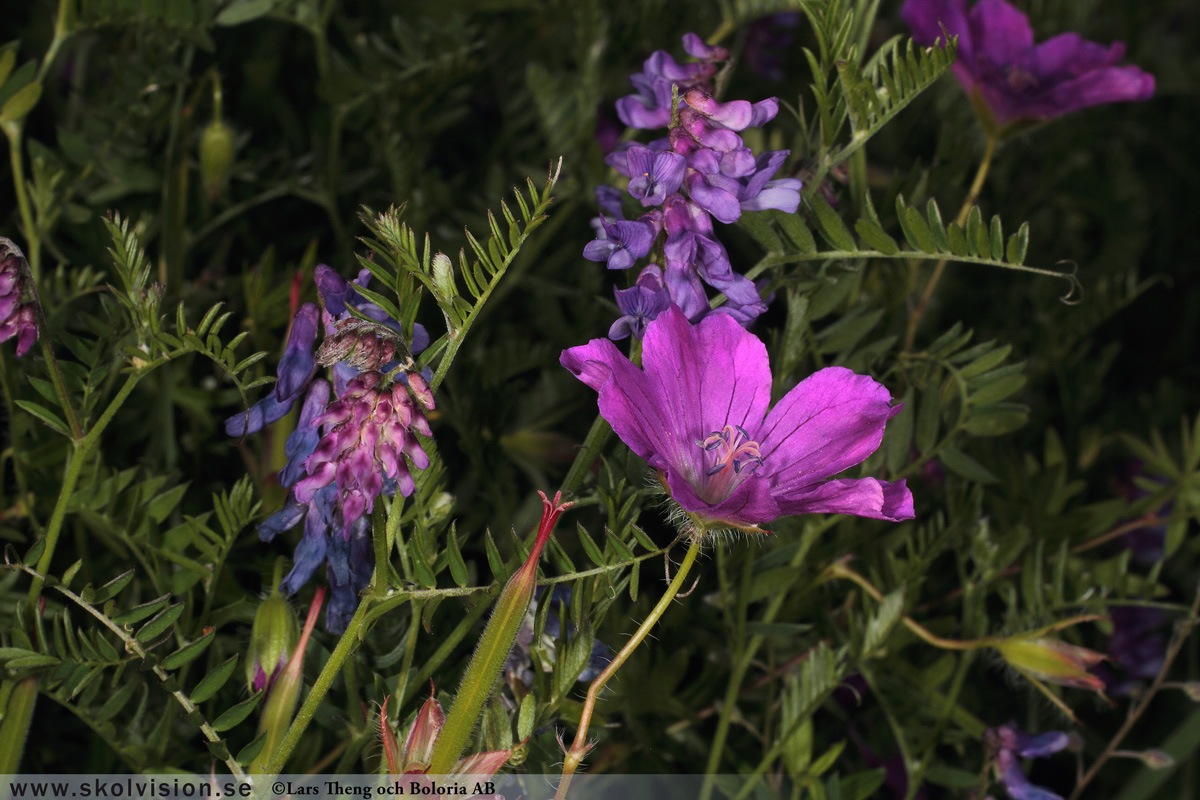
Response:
[902,0,1154,129]
[561,306,914,532]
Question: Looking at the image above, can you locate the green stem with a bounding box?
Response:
[267,597,373,774]
[26,370,146,606]
[555,535,703,800]
[4,124,40,281]
[0,677,38,773]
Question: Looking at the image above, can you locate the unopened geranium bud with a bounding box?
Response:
[246,591,298,693]
[200,119,235,200]
[996,636,1108,695]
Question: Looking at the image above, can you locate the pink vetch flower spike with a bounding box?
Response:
[561,306,914,533]
[0,239,40,358]
[293,370,435,536]
[381,687,510,778]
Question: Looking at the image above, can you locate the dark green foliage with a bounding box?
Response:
[0,0,1196,796]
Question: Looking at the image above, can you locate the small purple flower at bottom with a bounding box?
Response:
[257,485,375,633]
[583,217,661,272]
[986,721,1069,800]
[901,0,1154,130]
[561,306,913,532]
[610,265,671,341]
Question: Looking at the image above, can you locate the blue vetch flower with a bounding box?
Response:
[986,721,1069,800]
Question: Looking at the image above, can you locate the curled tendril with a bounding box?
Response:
[1055,260,1084,305]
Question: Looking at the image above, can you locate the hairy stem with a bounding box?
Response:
[555,535,703,800]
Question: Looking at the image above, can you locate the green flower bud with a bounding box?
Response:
[200,119,235,200]
[246,591,298,693]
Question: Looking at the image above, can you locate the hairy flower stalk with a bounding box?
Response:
[425,491,573,775]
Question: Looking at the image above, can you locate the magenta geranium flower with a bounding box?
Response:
[902,0,1154,130]
[561,307,914,531]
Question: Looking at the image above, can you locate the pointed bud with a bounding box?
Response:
[1139,749,1174,769]
[200,119,235,200]
[246,591,299,693]
[380,696,401,776]
[402,688,446,772]
[248,587,325,775]
[1180,681,1200,701]
[996,636,1109,695]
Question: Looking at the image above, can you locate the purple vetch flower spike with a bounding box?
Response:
[901,0,1154,130]
[0,240,40,358]
[561,306,914,532]
[626,145,687,207]
[583,216,661,271]
[609,265,672,341]
[294,371,433,536]
[225,302,320,437]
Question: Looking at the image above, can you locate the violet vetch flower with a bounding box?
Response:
[589,34,800,335]
[626,145,687,207]
[0,239,40,358]
[985,721,1069,800]
[561,307,914,532]
[902,0,1154,131]
[295,370,434,535]
[225,302,319,437]
[583,217,660,271]
[610,265,671,341]
[1104,605,1166,695]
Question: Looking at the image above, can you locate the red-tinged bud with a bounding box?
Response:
[402,689,446,773]
[996,636,1109,695]
[380,696,401,775]
[424,491,572,775]
[200,119,235,200]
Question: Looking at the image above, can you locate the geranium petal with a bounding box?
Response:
[757,367,897,485]
[640,307,772,477]
[774,477,914,521]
